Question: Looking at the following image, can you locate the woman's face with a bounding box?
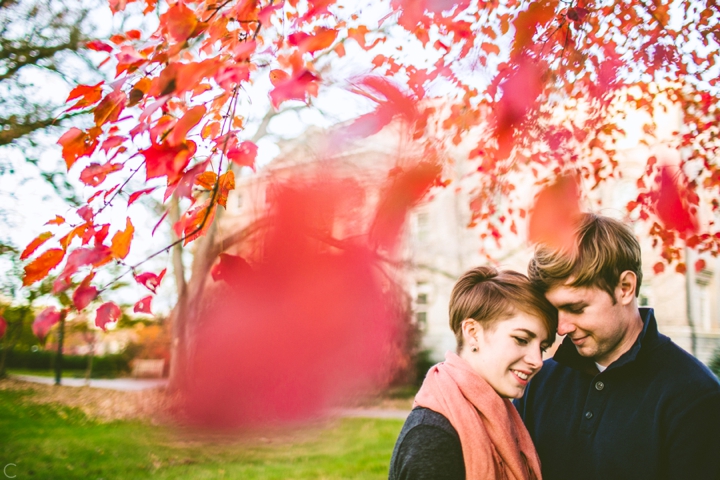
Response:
[463,311,550,399]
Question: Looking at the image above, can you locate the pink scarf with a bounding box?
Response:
[414,352,542,480]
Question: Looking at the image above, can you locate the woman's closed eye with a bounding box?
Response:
[513,336,529,346]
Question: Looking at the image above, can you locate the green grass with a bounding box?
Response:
[0,388,404,479]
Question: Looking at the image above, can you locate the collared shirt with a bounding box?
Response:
[515,308,720,480]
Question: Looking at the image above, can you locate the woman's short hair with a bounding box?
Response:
[528,213,643,300]
[449,266,558,351]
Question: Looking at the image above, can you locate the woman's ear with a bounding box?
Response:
[616,270,637,306]
[461,318,480,350]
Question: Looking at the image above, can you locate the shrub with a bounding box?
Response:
[709,346,720,379]
[1,348,131,378]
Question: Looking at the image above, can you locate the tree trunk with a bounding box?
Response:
[166,109,276,391]
[84,333,95,385]
[54,311,67,386]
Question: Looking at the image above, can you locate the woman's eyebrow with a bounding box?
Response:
[513,328,537,338]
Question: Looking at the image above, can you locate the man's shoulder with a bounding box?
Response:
[647,335,720,392]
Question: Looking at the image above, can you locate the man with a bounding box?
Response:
[515,213,720,480]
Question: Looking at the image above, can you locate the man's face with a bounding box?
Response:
[544,282,635,366]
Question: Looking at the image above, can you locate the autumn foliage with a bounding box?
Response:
[18,0,720,423]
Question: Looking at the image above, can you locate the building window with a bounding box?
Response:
[416,211,429,242]
[697,280,712,331]
[236,193,243,210]
[639,294,649,307]
[414,282,429,332]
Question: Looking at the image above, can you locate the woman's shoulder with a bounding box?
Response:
[389,408,465,480]
[402,407,459,441]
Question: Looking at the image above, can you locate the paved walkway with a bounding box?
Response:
[336,408,410,420]
[10,374,168,391]
[10,375,411,419]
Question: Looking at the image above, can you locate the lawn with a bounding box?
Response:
[0,386,405,479]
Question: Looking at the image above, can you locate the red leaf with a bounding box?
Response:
[653,262,665,274]
[512,0,557,56]
[135,268,167,293]
[288,27,338,54]
[23,248,65,286]
[481,43,501,55]
[77,205,94,222]
[46,215,65,226]
[654,167,698,235]
[494,57,544,158]
[128,187,156,206]
[110,217,134,260]
[54,246,113,289]
[79,162,123,187]
[217,171,235,208]
[85,40,113,53]
[133,296,153,314]
[33,307,61,340]
[0,316,6,338]
[58,128,97,170]
[67,82,104,112]
[527,175,582,252]
[94,224,110,245]
[269,69,290,87]
[227,141,258,169]
[142,141,197,184]
[676,263,687,274]
[211,253,252,284]
[100,135,127,153]
[195,171,217,190]
[163,2,198,43]
[567,7,589,23]
[168,105,206,147]
[20,231,53,260]
[94,90,127,127]
[371,160,442,249]
[214,64,251,90]
[95,302,121,331]
[174,201,217,245]
[72,273,98,311]
[269,70,319,109]
[695,259,706,273]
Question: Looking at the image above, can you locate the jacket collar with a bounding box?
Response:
[553,307,659,375]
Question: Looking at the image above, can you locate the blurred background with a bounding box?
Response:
[2,0,720,477]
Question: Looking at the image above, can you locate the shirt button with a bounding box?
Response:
[585,411,593,419]
[595,381,605,391]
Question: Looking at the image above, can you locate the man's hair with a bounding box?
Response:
[528,213,643,300]
[449,266,558,351]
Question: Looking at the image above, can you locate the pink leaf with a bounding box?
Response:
[133,296,153,314]
[227,141,258,169]
[95,302,121,331]
[72,274,98,311]
[528,175,582,251]
[128,187,157,206]
[134,268,167,293]
[33,307,61,341]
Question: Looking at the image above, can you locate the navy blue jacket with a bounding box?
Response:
[515,308,720,480]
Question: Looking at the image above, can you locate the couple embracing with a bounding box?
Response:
[389,214,720,480]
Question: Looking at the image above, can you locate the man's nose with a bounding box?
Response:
[556,312,576,336]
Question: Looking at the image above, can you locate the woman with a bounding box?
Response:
[389,266,557,480]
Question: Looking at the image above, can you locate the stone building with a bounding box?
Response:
[222,99,720,366]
